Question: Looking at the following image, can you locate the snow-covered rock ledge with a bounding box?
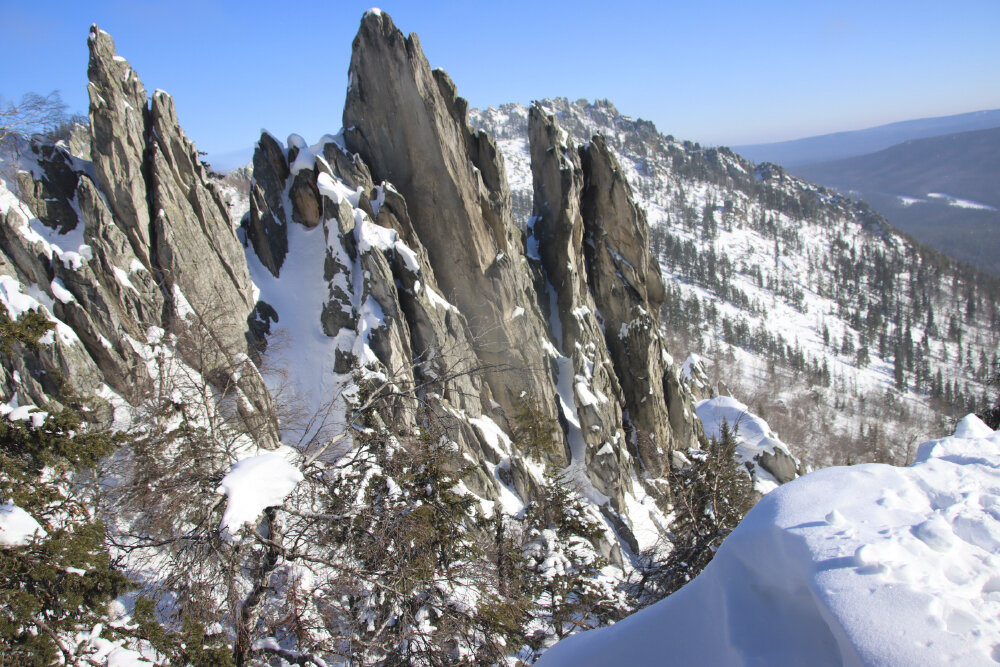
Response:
[538,415,1000,666]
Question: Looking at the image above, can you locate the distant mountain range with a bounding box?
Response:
[788,126,1000,274]
[733,108,1000,166]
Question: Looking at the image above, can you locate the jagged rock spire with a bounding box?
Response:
[528,104,633,504]
[342,11,560,422]
[581,136,699,468]
[87,26,152,266]
[5,24,283,447]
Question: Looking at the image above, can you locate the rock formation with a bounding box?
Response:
[527,104,632,502]
[337,11,704,516]
[3,25,278,447]
[581,135,700,473]
[342,11,560,422]
[1,12,710,560]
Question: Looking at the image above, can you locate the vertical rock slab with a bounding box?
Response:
[86,26,152,266]
[148,90,255,346]
[528,105,632,505]
[146,90,278,447]
[581,136,698,473]
[246,132,290,277]
[342,11,559,420]
[83,26,279,448]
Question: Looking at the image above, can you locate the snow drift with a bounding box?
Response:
[695,395,800,493]
[537,414,1000,666]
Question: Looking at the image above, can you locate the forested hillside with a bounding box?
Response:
[472,98,1000,467]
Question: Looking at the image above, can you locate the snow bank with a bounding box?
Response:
[0,502,47,547]
[537,416,1000,666]
[216,454,303,540]
[695,395,797,492]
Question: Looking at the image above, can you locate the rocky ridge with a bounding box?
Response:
[3,26,278,448]
[240,10,708,546]
[471,97,1000,468]
[1,13,710,563]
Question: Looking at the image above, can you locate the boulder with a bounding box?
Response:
[245,132,290,278]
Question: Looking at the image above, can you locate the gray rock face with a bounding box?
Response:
[580,136,699,474]
[248,130,499,477]
[528,105,632,505]
[147,90,256,353]
[87,26,152,266]
[245,132,290,277]
[342,11,559,421]
[16,143,80,234]
[0,209,104,406]
[757,448,802,485]
[2,25,279,449]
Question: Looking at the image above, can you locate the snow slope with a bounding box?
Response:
[537,415,1000,666]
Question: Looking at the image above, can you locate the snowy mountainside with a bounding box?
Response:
[5,11,998,666]
[0,14,754,664]
[472,98,1000,468]
[537,414,1000,666]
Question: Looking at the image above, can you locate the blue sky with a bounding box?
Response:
[3,0,999,165]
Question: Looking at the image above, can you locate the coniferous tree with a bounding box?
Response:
[0,305,131,665]
[631,420,754,604]
[520,466,628,649]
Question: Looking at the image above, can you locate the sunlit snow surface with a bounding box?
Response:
[538,415,1000,666]
[216,453,303,540]
[0,502,47,547]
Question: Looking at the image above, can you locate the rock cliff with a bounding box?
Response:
[1,12,707,560]
[2,26,278,446]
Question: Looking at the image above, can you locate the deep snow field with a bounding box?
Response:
[538,414,1000,666]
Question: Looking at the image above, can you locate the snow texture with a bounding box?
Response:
[696,395,795,493]
[0,502,47,547]
[216,454,303,540]
[537,415,1000,666]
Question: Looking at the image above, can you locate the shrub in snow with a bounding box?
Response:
[631,418,754,604]
[0,403,131,663]
[519,465,630,656]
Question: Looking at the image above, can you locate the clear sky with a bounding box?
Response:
[3,0,999,165]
